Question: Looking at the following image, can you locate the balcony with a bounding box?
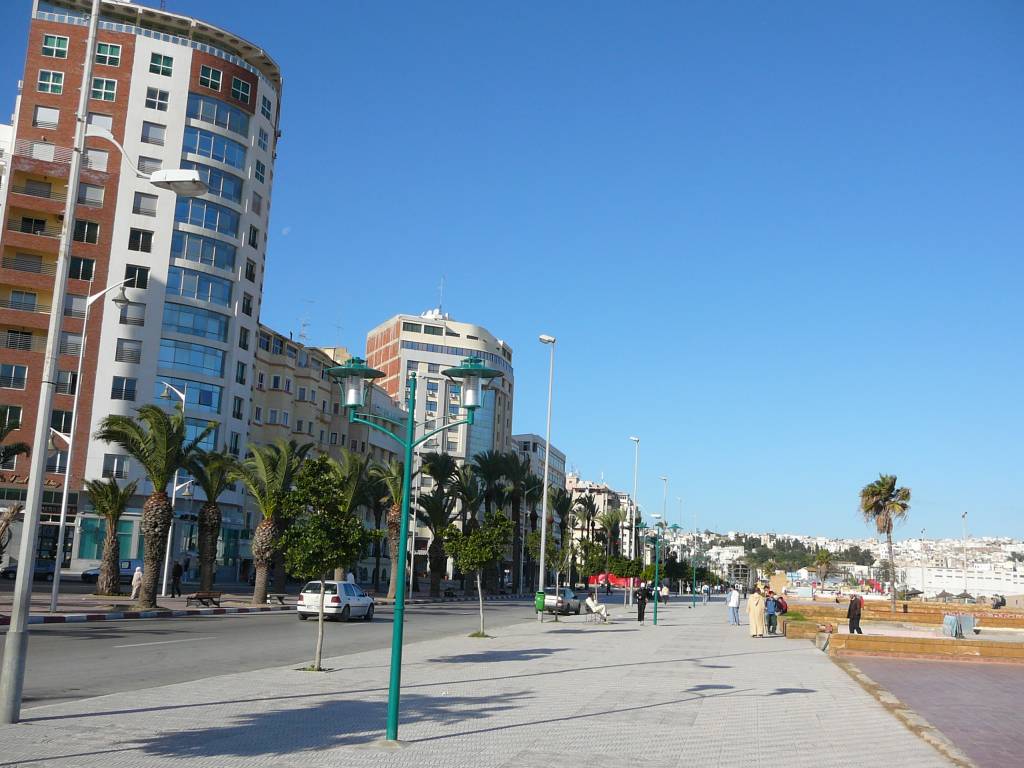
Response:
[0,297,50,314]
[7,219,61,240]
[9,184,67,203]
[4,333,47,353]
[60,339,82,356]
[114,347,141,364]
[0,374,27,389]
[1,255,57,277]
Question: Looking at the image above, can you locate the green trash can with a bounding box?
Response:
[535,591,545,613]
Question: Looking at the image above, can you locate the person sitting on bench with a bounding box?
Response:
[585,591,610,622]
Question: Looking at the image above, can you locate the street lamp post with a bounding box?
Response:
[627,436,639,606]
[0,0,205,724]
[48,280,133,612]
[328,355,502,743]
[536,335,555,620]
[158,382,188,598]
[650,513,663,625]
[692,505,699,608]
[920,528,926,600]
[961,512,969,599]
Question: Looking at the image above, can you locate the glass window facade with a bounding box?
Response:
[182,126,246,169]
[170,231,236,271]
[185,93,249,137]
[179,161,242,203]
[174,197,239,238]
[159,338,225,377]
[152,376,223,415]
[166,266,232,307]
[162,302,230,342]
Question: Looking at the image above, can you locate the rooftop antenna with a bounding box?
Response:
[298,299,314,345]
[438,274,446,315]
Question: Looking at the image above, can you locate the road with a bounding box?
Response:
[0,599,532,709]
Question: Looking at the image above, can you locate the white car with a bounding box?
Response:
[296,580,374,622]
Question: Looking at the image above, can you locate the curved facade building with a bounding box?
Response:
[0,0,281,580]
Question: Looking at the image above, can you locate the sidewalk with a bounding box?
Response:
[0,602,954,767]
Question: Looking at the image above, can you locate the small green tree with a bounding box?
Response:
[281,454,369,671]
[83,477,138,596]
[445,511,513,637]
[577,539,605,588]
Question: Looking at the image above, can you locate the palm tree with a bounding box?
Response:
[416,486,459,597]
[472,450,507,517]
[421,451,458,491]
[332,450,373,580]
[814,549,833,585]
[860,473,911,613]
[369,459,406,600]
[597,508,625,573]
[95,404,213,609]
[234,439,313,605]
[549,488,574,545]
[186,450,238,591]
[502,452,531,593]
[82,477,138,596]
[575,494,599,543]
[366,471,389,593]
[0,414,30,469]
[452,465,483,531]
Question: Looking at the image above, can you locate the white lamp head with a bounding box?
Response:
[539,334,556,344]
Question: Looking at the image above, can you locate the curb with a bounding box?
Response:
[0,605,294,626]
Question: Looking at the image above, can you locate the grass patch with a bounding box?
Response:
[783,611,807,622]
[297,664,332,672]
[468,631,492,638]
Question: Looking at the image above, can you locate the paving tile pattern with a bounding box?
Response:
[0,603,953,767]
[852,657,1024,768]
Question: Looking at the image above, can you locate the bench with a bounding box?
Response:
[266,593,287,605]
[185,591,222,608]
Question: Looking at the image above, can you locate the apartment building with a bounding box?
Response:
[512,433,566,492]
[0,0,281,580]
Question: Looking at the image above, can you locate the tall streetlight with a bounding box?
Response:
[961,511,969,599]
[691,504,699,608]
[627,436,639,606]
[328,354,502,743]
[158,382,189,597]
[536,335,556,619]
[0,0,204,724]
[649,513,663,625]
[48,279,134,612]
[920,528,927,600]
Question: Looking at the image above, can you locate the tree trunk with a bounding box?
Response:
[428,537,445,598]
[386,502,401,600]
[250,516,278,605]
[511,505,522,594]
[476,571,485,635]
[97,518,121,596]
[197,501,221,592]
[887,530,897,614]
[314,578,326,671]
[138,491,173,609]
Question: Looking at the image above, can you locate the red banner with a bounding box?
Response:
[587,573,638,588]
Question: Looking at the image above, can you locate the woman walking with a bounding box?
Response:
[636,581,649,624]
[747,586,767,637]
[847,594,864,634]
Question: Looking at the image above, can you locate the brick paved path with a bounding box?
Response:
[0,601,953,767]
[853,657,1024,768]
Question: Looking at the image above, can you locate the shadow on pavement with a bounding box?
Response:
[428,647,569,664]
[767,687,816,696]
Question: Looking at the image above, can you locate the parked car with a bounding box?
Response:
[296,580,374,622]
[543,586,581,615]
[80,559,143,584]
[0,560,56,582]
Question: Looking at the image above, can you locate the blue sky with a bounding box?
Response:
[3,1,1020,539]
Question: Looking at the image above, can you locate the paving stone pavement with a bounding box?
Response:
[0,602,954,767]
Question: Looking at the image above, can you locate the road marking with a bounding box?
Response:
[113,636,217,648]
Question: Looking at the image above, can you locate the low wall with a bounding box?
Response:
[825,633,1024,663]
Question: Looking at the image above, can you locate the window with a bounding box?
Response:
[231,77,250,103]
[448,404,459,417]
[242,293,253,316]
[33,105,59,129]
[282,411,290,427]
[402,322,422,333]
[174,197,239,238]
[254,160,266,184]
[284,378,292,393]
[149,53,172,76]
[297,419,304,434]
[50,409,73,433]
[119,301,145,326]
[247,225,259,248]
[406,360,418,370]
[94,43,121,66]
[253,406,262,424]
[73,220,99,244]
[111,376,136,401]
[179,161,242,203]
[77,182,103,206]
[42,34,68,59]
[159,339,225,377]
[102,454,130,479]
[137,156,162,174]
[154,377,222,414]
[68,257,94,280]
[91,78,116,101]
[62,293,85,318]
[298,387,307,402]
[235,362,246,384]
[258,333,270,351]
[145,87,168,111]
[0,405,22,431]
[19,217,47,235]
[46,451,68,474]
[229,432,241,457]
[162,303,229,342]
[245,259,256,281]
[167,266,232,306]
[55,370,77,395]
[272,338,283,355]
[425,400,437,413]
[232,396,244,420]
[427,363,440,373]
[84,148,108,172]
[37,70,64,94]
[330,432,338,445]
[268,409,278,425]
[426,380,439,393]
[6,331,34,352]
[261,95,272,119]
[271,375,281,390]
[115,338,142,364]
[170,231,236,271]
[183,127,246,169]
[238,326,250,350]
[423,325,443,336]
[251,192,263,216]
[257,128,269,151]
[199,65,222,91]
[186,93,249,136]
[124,265,149,289]
[128,228,153,252]
[0,364,28,389]
[141,121,166,146]
[132,192,157,216]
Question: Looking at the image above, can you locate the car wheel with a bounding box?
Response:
[297,612,308,621]
[363,604,374,622]
[340,605,351,622]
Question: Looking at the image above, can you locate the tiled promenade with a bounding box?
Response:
[0,600,953,767]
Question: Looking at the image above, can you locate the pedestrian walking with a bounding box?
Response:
[747,586,767,637]
[660,584,669,605]
[130,566,143,600]
[727,585,741,625]
[765,590,779,635]
[702,583,710,605]
[847,594,864,634]
[636,581,649,624]
[171,560,183,598]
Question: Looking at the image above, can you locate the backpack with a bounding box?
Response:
[777,596,788,614]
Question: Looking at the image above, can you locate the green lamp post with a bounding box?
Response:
[649,513,662,625]
[327,355,501,743]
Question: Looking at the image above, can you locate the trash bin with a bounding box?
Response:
[535,591,545,613]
